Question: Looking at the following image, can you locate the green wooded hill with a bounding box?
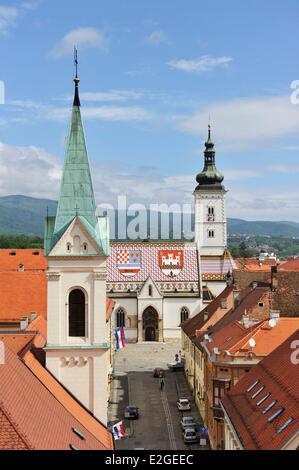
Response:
[0,195,299,238]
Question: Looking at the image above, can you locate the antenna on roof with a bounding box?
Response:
[249,338,256,349]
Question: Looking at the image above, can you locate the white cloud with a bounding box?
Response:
[228,187,299,221]
[145,30,167,46]
[0,6,18,35]
[176,95,299,150]
[0,142,62,199]
[268,164,299,174]
[0,142,298,221]
[51,27,107,59]
[167,55,233,73]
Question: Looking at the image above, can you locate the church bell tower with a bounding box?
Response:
[44,60,110,425]
[194,126,227,255]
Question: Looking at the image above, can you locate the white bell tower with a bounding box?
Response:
[44,67,110,425]
[194,126,227,256]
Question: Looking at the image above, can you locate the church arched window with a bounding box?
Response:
[116,308,126,328]
[149,285,153,297]
[180,307,189,323]
[69,289,86,337]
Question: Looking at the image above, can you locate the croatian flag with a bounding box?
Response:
[112,421,125,440]
[115,327,127,350]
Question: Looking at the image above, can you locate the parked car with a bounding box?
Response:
[183,428,198,444]
[167,361,184,371]
[177,398,191,411]
[180,416,196,431]
[153,368,164,378]
[124,405,139,419]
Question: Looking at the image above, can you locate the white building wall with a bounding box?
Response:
[112,298,138,342]
[206,280,228,299]
[194,189,227,256]
[46,246,109,424]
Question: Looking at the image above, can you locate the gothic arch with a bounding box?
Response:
[142,306,159,342]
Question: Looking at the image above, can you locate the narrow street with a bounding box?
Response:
[108,343,207,450]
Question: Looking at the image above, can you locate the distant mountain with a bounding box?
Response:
[0,195,57,237]
[228,218,299,237]
[0,195,299,239]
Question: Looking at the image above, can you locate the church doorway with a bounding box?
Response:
[142,307,159,342]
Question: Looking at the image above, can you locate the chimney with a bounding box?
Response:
[20,317,29,330]
[242,310,251,329]
[271,265,278,291]
[270,310,280,321]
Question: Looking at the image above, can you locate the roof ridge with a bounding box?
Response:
[21,352,112,449]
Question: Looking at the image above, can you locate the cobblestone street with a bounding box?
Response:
[108,343,206,450]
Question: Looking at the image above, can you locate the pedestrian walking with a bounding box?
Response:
[160,378,165,391]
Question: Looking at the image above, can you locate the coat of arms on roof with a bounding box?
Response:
[159,250,183,277]
[117,250,141,278]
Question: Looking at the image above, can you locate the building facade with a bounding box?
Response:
[107,127,235,343]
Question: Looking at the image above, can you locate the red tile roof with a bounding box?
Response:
[0,272,47,321]
[22,350,113,449]
[0,249,47,270]
[181,285,234,336]
[25,315,47,348]
[221,330,299,450]
[279,258,299,271]
[0,333,35,354]
[205,317,299,357]
[0,344,113,450]
[0,409,29,450]
[235,258,277,272]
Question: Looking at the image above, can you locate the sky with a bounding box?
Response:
[0,0,299,221]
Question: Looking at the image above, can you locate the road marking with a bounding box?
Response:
[161,383,177,450]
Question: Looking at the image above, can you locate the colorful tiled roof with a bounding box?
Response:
[221,330,299,450]
[0,343,113,450]
[107,242,235,283]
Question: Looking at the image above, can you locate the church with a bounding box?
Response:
[107,126,236,343]
[0,67,235,430]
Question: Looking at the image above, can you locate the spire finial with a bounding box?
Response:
[73,46,81,107]
[74,46,79,79]
[208,117,212,140]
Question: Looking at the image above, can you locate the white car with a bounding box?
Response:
[177,398,191,411]
[184,428,198,444]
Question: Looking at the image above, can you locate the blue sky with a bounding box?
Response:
[0,0,299,220]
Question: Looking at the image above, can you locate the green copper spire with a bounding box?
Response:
[44,60,110,257]
[54,74,97,233]
[195,125,224,190]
